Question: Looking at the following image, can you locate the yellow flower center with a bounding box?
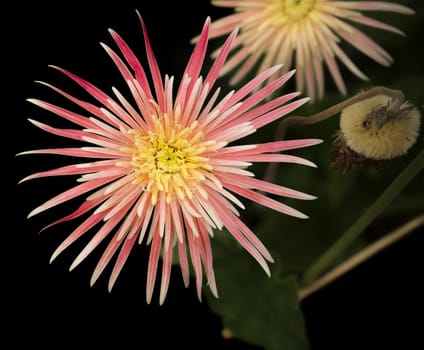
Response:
[122,114,213,204]
[284,0,316,21]
[267,0,317,25]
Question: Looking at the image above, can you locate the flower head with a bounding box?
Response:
[203,0,414,101]
[332,93,421,172]
[19,11,322,304]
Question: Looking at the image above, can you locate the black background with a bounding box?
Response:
[8,1,423,349]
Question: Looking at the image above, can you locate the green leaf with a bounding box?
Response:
[205,233,309,350]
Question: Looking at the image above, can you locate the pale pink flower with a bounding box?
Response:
[203,0,414,101]
[19,11,322,304]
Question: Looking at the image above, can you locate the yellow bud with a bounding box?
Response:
[339,94,421,160]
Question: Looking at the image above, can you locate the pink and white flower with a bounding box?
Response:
[19,11,321,304]
[203,0,414,101]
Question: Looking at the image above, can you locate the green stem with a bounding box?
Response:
[301,146,424,286]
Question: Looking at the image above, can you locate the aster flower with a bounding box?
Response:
[203,0,414,101]
[19,11,322,304]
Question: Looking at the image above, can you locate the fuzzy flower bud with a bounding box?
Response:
[332,94,421,172]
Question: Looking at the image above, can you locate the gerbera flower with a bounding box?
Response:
[18,11,322,304]
[203,0,414,101]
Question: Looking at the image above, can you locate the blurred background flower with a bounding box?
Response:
[201,0,414,101]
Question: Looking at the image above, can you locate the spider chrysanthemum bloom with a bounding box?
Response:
[19,12,322,304]
[202,0,414,101]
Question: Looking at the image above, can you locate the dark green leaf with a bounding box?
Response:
[205,234,309,350]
